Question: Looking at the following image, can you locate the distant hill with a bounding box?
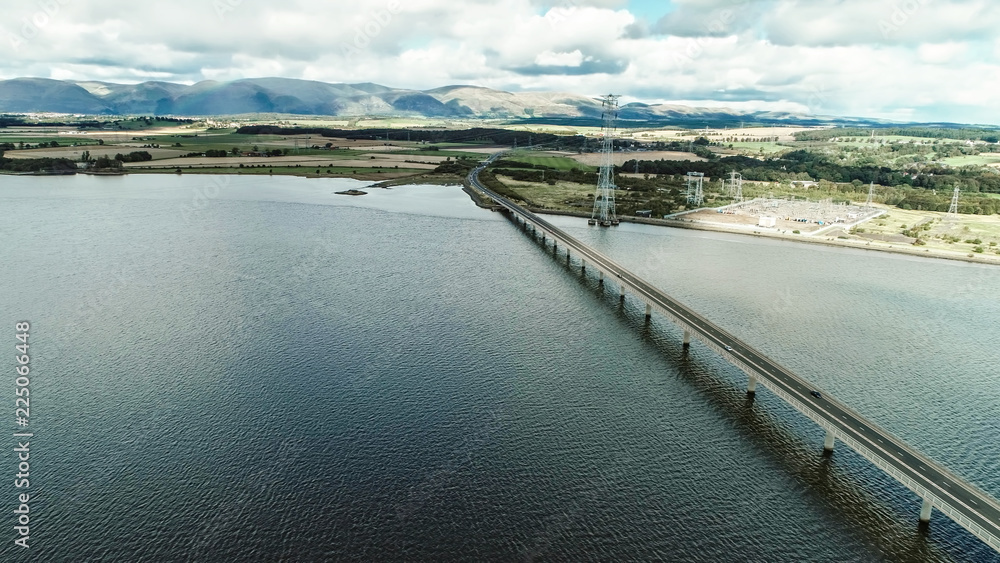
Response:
[0,78,110,114]
[0,76,901,127]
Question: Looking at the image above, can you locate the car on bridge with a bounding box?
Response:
[724,345,733,351]
[810,390,822,399]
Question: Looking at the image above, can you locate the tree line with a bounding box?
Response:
[622,150,1000,194]
[0,154,77,173]
[236,126,591,151]
[795,127,1000,143]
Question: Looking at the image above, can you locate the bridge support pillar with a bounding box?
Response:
[682,330,691,350]
[645,304,652,319]
[599,271,604,283]
[920,499,933,523]
[582,259,586,271]
[747,375,758,395]
[620,284,626,300]
[823,429,836,452]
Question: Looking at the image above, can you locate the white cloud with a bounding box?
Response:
[917,42,967,65]
[0,0,997,123]
[654,99,812,114]
[534,50,585,67]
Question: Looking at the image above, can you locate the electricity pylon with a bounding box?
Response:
[686,172,705,207]
[729,171,743,204]
[590,95,620,227]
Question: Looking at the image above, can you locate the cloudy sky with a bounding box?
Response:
[2,0,998,124]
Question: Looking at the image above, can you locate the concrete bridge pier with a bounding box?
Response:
[582,259,586,271]
[619,284,626,300]
[682,330,691,350]
[747,375,758,396]
[920,499,933,523]
[599,271,604,284]
[824,429,836,452]
[645,304,652,320]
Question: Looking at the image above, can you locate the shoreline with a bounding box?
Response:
[9,167,998,267]
[543,209,1000,267]
[458,186,1000,267]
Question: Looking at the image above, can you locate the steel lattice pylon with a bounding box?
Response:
[686,172,705,207]
[590,94,620,227]
[949,186,960,215]
[728,171,743,204]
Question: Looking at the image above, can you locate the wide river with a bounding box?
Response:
[1,174,998,562]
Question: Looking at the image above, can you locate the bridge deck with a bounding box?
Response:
[469,162,1000,553]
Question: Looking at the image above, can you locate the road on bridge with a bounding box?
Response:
[468,159,1000,552]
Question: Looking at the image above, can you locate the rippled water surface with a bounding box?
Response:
[0,174,998,562]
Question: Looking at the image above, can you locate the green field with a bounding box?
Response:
[941,154,1000,167]
[494,175,594,209]
[506,153,594,171]
[391,149,484,159]
[0,136,103,145]
[725,141,787,155]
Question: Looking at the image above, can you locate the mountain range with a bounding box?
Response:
[0,76,871,126]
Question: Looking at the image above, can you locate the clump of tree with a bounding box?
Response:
[433,158,477,176]
[114,151,153,163]
[0,155,77,173]
[0,116,27,128]
[92,156,123,170]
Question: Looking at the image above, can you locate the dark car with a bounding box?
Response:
[810,390,822,399]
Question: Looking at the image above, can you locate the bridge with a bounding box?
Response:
[467,157,1000,554]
